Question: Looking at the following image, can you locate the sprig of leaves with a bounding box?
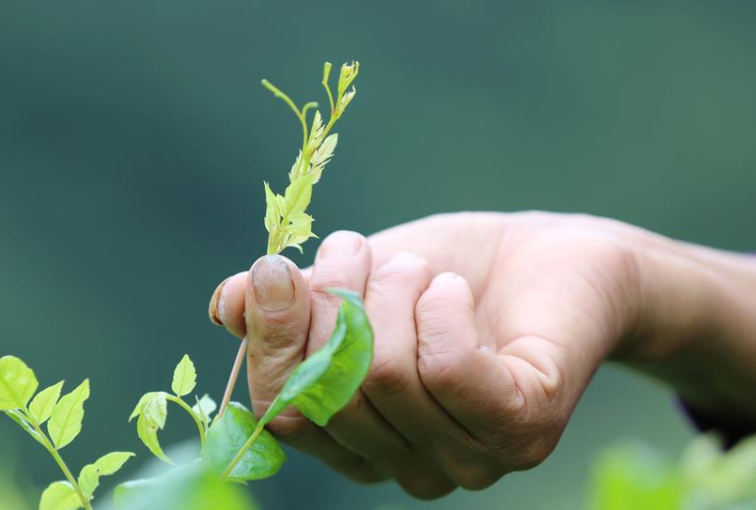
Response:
[262,61,359,254]
[0,356,133,510]
[130,355,214,464]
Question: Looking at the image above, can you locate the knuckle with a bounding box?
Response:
[417,351,458,392]
[449,465,503,491]
[317,230,365,259]
[417,280,459,314]
[396,475,457,501]
[341,459,386,485]
[309,266,354,294]
[510,437,556,471]
[372,252,430,288]
[364,355,409,394]
[436,451,505,492]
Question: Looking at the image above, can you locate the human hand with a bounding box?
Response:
[208,212,756,498]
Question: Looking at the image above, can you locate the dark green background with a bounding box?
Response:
[1,1,754,508]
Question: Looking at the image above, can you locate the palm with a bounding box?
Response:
[369,211,636,408]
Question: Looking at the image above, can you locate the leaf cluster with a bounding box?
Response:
[0,356,133,510]
[263,62,359,254]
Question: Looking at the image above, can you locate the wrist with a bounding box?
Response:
[619,233,756,421]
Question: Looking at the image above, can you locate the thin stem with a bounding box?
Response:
[323,79,335,116]
[261,79,309,160]
[23,408,93,510]
[218,337,248,421]
[220,422,264,481]
[165,395,206,453]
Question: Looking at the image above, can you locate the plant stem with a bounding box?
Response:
[261,79,309,156]
[23,408,94,510]
[218,337,248,421]
[165,396,206,453]
[220,422,264,481]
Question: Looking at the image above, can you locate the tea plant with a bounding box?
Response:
[0,356,134,510]
[1,61,372,509]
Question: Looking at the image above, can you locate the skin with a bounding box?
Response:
[208,211,756,499]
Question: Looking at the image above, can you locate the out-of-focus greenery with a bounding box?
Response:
[590,436,756,510]
[0,474,32,510]
[1,1,755,509]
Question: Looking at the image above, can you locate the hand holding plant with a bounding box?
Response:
[211,211,756,499]
[1,60,371,509]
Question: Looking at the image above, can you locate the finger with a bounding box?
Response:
[208,272,247,338]
[416,272,521,439]
[245,254,310,402]
[307,230,373,354]
[360,252,465,495]
[244,254,382,482]
[307,232,420,487]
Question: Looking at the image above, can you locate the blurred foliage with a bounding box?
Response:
[0,475,32,510]
[590,436,756,510]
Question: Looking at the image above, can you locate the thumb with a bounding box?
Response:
[245,255,311,416]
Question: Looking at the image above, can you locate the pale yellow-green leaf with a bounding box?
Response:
[310,133,338,184]
[47,379,90,450]
[171,355,197,397]
[0,355,38,411]
[39,481,82,510]
[143,393,167,428]
[283,173,313,216]
[337,61,359,98]
[128,391,162,421]
[306,111,325,156]
[283,212,314,238]
[78,452,135,499]
[93,451,135,476]
[136,393,171,464]
[288,150,306,182]
[137,413,171,464]
[192,394,217,429]
[78,464,99,499]
[264,182,281,233]
[338,87,356,115]
[29,380,64,425]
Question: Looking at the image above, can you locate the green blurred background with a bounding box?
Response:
[1,1,754,508]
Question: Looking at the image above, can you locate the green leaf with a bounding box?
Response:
[171,355,197,397]
[78,452,135,499]
[0,355,39,411]
[39,481,82,510]
[263,182,280,233]
[47,379,90,450]
[5,409,46,446]
[304,110,325,158]
[94,451,135,475]
[128,392,162,421]
[310,133,338,184]
[204,402,285,482]
[135,393,171,464]
[193,394,217,429]
[78,464,99,500]
[260,289,373,427]
[337,61,359,100]
[282,173,313,216]
[29,380,65,424]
